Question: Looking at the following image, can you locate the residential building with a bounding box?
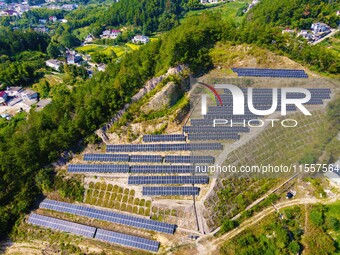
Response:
[311,22,330,34]
[0,10,19,16]
[100,29,122,39]
[21,89,38,101]
[97,63,106,72]
[298,30,314,41]
[132,35,149,44]
[282,28,294,34]
[49,15,57,22]
[84,34,95,43]
[0,91,8,104]
[5,86,22,97]
[46,59,63,71]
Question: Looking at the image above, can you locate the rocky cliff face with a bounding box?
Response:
[96,64,188,143]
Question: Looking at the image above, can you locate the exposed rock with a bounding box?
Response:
[96,64,188,143]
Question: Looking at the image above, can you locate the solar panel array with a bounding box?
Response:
[130,154,163,163]
[28,214,160,252]
[164,155,215,164]
[95,228,160,252]
[143,134,186,142]
[128,175,209,185]
[130,165,195,174]
[188,133,240,141]
[28,213,96,238]
[231,68,308,78]
[106,143,223,152]
[68,164,129,173]
[40,199,176,234]
[142,186,200,196]
[183,126,249,133]
[84,154,130,162]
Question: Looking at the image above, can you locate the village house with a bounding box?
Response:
[132,35,149,44]
[100,29,122,39]
[21,89,38,101]
[84,34,95,43]
[49,16,57,22]
[46,59,63,71]
[0,91,8,104]
[282,28,294,34]
[5,86,22,97]
[0,9,19,16]
[298,30,314,41]
[311,22,331,34]
[66,50,82,64]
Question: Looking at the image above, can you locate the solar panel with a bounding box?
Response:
[68,164,130,173]
[95,228,160,252]
[39,199,176,234]
[106,143,223,152]
[183,126,249,133]
[231,68,308,78]
[130,155,163,163]
[128,175,209,185]
[84,154,130,162]
[27,213,96,238]
[130,165,195,174]
[190,119,261,126]
[142,186,200,196]
[188,133,240,141]
[164,155,215,164]
[143,134,186,142]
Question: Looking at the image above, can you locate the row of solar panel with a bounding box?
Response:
[188,133,240,141]
[106,143,223,152]
[69,164,210,174]
[84,154,215,164]
[143,134,186,142]
[218,96,325,104]
[190,119,261,126]
[40,199,176,234]
[130,165,195,174]
[183,126,249,133]
[128,175,209,185]
[209,105,297,111]
[28,213,160,252]
[235,73,308,78]
[223,88,331,93]
[231,68,307,73]
[142,186,200,196]
[231,68,308,78]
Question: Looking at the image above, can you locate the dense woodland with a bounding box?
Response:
[0,0,339,241]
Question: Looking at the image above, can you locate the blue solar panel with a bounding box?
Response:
[84,154,130,162]
[130,165,195,173]
[183,126,249,133]
[95,228,160,252]
[188,133,240,141]
[142,186,200,196]
[129,155,163,163]
[27,213,96,238]
[164,155,215,164]
[39,199,176,234]
[106,143,223,152]
[128,175,209,185]
[68,164,129,173]
[231,68,308,78]
[143,134,186,142]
